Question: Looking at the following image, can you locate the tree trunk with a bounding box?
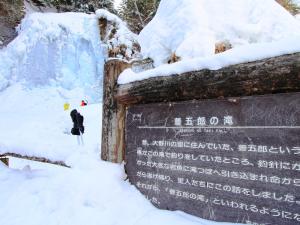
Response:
[101,59,131,163]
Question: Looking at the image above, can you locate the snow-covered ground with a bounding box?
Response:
[1,147,236,225]
[0,85,237,225]
[0,90,236,225]
[0,84,102,162]
[0,99,237,225]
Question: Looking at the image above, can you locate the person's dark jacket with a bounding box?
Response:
[70,109,84,135]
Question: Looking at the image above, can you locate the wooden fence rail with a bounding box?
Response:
[0,153,70,168]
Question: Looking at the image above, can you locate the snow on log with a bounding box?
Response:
[0,153,70,168]
[116,53,300,105]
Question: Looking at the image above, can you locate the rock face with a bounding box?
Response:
[0,0,25,47]
[96,9,140,61]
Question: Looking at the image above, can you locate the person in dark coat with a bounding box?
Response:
[70,109,84,136]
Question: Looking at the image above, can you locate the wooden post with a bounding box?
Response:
[101,59,131,163]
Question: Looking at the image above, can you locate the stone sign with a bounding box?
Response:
[125,93,300,225]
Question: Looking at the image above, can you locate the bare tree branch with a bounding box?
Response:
[133,0,145,27]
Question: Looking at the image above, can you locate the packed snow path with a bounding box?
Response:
[0,159,236,225]
[0,101,237,225]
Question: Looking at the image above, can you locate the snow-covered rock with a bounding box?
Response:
[139,0,300,66]
[96,9,140,60]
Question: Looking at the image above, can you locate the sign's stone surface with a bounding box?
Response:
[125,93,300,225]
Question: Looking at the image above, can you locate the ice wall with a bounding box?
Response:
[0,12,104,101]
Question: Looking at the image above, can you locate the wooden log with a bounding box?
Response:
[0,153,69,168]
[101,59,131,163]
[0,156,9,166]
[116,53,300,105]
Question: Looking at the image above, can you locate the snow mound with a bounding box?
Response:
[0,12,104,100]
[118,36,300,84]
[139,0,300,66]
[96,9,125,27]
